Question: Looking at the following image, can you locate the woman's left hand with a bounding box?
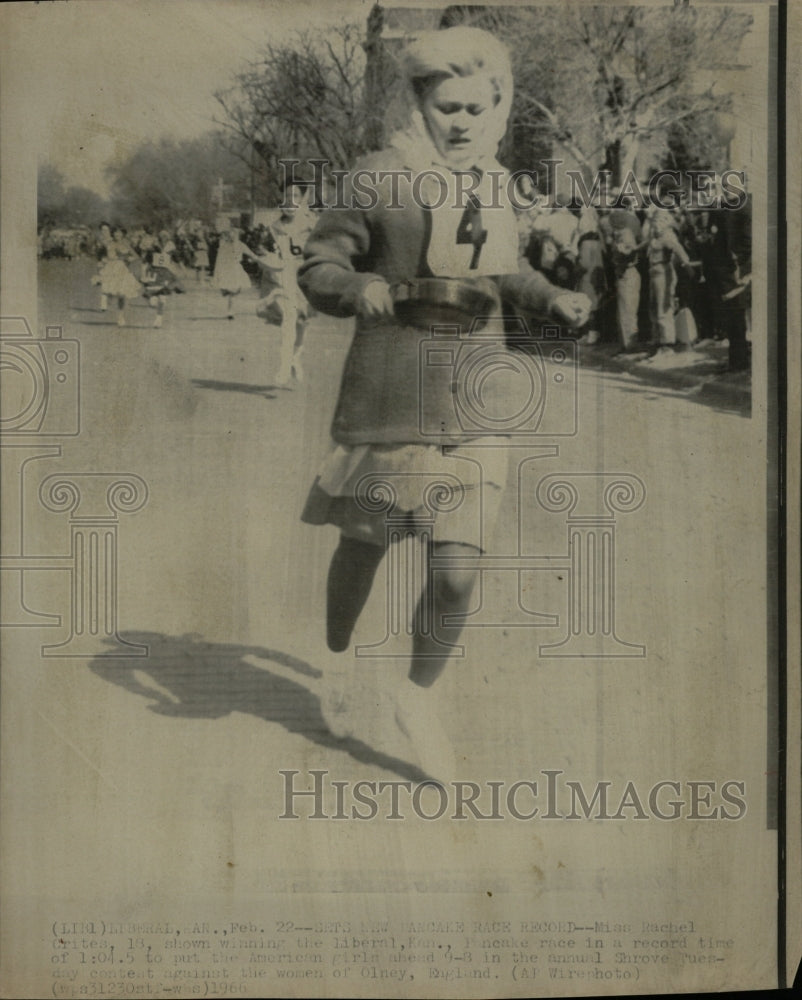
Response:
[551,292,592,328]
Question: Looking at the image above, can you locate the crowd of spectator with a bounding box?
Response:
[518,185,752,372]
[38,178,752,375]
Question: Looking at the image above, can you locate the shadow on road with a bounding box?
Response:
[192,378,286,398]
[586,368,750,417]
[578,342,751,417]
[187,314,245,322]
[77,321,159,329]
[89,631,424,781]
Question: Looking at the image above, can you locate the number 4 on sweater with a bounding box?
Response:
[456,195,488,270]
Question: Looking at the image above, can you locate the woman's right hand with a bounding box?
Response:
[359,279,395,318]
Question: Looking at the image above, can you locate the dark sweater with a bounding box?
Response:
[298,150,566,445]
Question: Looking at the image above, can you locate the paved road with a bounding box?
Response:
[1,259,773,991]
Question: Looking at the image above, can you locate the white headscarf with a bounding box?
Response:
[388,27,519,277]
[389,26,513,173]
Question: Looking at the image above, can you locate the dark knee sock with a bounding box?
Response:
[326,535,385,652]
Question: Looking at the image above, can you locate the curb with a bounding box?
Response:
[575,343,751,414]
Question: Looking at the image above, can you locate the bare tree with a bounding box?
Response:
[216,4,753,191]
[215,22,372,197]
[38,164,109,229]
[440,3,754,183]
[105,134,251,229]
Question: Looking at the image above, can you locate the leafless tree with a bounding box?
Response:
[105,134,251,228]
[451,3,753,183]
[38,164,108,229]
[216,4,753,193]
[215,22,373,197]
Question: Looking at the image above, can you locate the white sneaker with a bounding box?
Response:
[317,663,355,740]
[153,314,163,328]
[394,681,456,784]
[319,685,352,740]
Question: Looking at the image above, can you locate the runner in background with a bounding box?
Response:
[98,227,142,327]
[211,228,262,320]
[256,191,317,386]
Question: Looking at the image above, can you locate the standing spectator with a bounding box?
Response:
[531,198,579,257]
[673,197,707,339]
[207,230,221,277]
[137,228,158,265]
[643,208,694,355]
[605,196,643,352]
[705,200,752,371]
[575,205,606,344]
[90,222,112,311]
[191,231,210,282]
[690,176,752,370]
[522,228,565,286]
[527,198,579,289]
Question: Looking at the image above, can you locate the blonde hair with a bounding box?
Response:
[402,26,512,107]
[393,27,513,158]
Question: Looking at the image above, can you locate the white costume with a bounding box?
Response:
[259,207,315,384]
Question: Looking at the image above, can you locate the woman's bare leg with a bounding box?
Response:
[409,541,478,687]
[394,541,479,781]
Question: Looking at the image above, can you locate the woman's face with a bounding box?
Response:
[421,75,497,164]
